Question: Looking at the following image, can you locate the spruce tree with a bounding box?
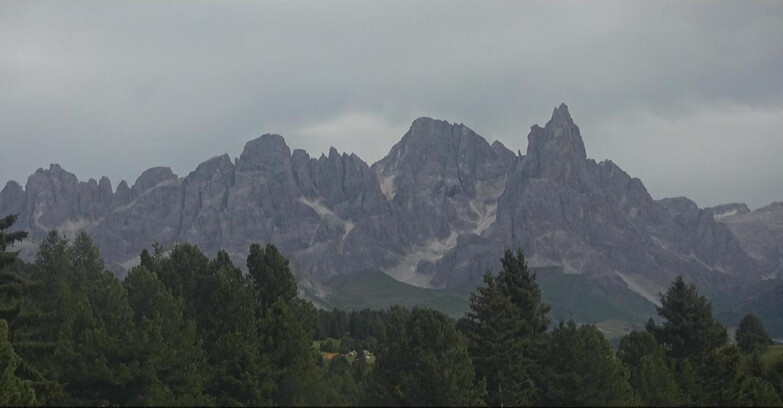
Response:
[124,265,213,406]
[618,331,683,406]
[20,232,140,405]
[0,215,27,270]
[0,319,36,407]
[538,321,635,406]
[0,214,31,326]
[372,307,486,406]
[247,243,297,313]
[736,313,771,354]
[647,276,727,360]
[197,250,275,405]
[460,249,549,406]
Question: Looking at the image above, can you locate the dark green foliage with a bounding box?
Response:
[618,331,683,406]
[0,214,32,330]
[538,321,635,406]
[647,276,728,360]
[739,376,783,407]
[0,214,28,270]
[691,345,764,406]
[762,356,783,402]
[8,229,783,408]
[460,249,549,407]
[348,308,390,341]
[640,276,783,406]
[322,357,363,406]
[0,319,37,407]
[153,243,211,320]
[247,243,297,312]
[462,272,528,406]
[260,297,326,406]
[496,250,551,334]
[0,214,36,407]
[320,339,339,353]
[124,266,213,406]
[737,313,771,354]
[372,307,486,407]
[338,337,362,355]
[315,308,349,340]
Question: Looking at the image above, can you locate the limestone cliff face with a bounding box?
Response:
[1,104,779,305]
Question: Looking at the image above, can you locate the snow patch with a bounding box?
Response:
[113,178,182,214]
[379,174,396,201]
[470,201,497,236]
[714,209,738,220]
[298,196,354,249]
[615,271,661,306]
[298,197,336,218]
[342,221,354,241]
[384,231,458,288]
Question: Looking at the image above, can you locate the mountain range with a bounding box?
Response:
[2,104,781,332]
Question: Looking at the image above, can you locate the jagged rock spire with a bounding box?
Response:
[523,103,587,185]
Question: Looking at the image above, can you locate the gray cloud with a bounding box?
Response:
[1,1,781,208]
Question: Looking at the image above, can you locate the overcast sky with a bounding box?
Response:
[1,1,781,209]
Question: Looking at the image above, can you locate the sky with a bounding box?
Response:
[1,1,782,209]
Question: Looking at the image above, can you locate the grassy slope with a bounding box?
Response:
[316,268,657,339]
[534,267,657,324]
[762,345,783,366]
[713,279,783,338]
[322,270,471,318]
[306,267,783,342]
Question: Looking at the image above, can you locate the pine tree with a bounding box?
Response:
[736,313,771,354]
[372,307,486,406]
[460,249,549,406]
[247,243,297,313]
[647,276,727,361]
[124,265,213,406]
[15,232,140,405]
[538,321,635,406]
[13,230,73,404]
[0,214,31,326]
[0,215,27,270]
[153,243,210,321]
[0,319,36,407]
[197,250,275,406]
[259,297,325,406]
[618,331,683,406]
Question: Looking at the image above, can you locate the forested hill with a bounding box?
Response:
[1,214,783,407]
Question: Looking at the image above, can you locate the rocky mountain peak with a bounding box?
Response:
[523,103,587,185]
[549,102,574,127]
[115,180,130,200]
[4,105,778,324]
[98,176,113,196]
[0,180,25,216]
[2,180,22,194]
[237,134,292,173]
[131,167,177,199]
[527,103,585,160]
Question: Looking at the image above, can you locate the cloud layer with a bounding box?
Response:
[1,1,781,208]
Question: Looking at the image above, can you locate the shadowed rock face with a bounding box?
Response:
[1,104,779,305]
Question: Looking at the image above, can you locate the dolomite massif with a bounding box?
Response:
[2,104,782,314]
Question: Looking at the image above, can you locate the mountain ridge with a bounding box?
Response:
[2,104,781,319]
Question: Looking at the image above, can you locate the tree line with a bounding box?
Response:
[1,213,782,406]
